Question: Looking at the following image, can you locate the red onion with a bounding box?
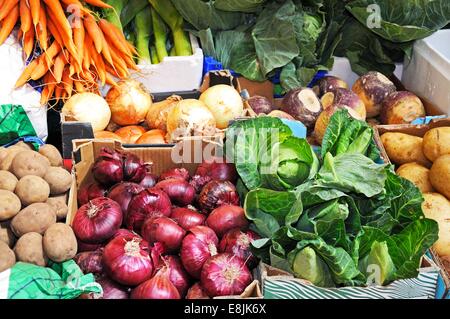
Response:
[103,235,153,286]
[189,175,212,193]
[200,253,252,297]
[158,256,190,297]
[77,182,108,206]
[155,179,195,206]
[198,180,240,213]
[141,217,185,252]
[195,157,238,183]
[97,276,130,299]
[219,229,260,268]
[108,182,144,219]
[131,267,181,299]
[139,173,158,188]
[206,205,249,238]
[126,188,172,232]
[123,153,148,183]
[77,239,103,252]
[112,229,139,240]
[159,168,190,182]
[171,207,205,231]
[186,282,210,299]
[74,249,104,275]
[180,226,218,279]
[72,197,123,244]
[92,148,124,185]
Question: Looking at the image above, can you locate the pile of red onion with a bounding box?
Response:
[73,149,259,299]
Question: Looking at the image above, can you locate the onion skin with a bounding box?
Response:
[126,188,172,232]
[73,249,104,275]
[186,282,210,299]
[141,217,186,252]
[219,229,260,268]
[155,179,196,206]
[136,129,167,144]
[171,207,205,231]
[131,267,181,299]
[139,173,158,188]
[123,153,148,183]
[180,226,218,279]
[189,175,212,193]
[200,253,252,297]
[206,205,249,238]
[198,180,240,213]
[114,126,147,144]
[97,276,130,299]
[195,157,238,184]
[160,255,191,297]
[112,229,140,240]
[77,239,103,252]
[92,148,124,186]
[103,236,153,286]
[77,182,108,206]
[108,182,144,219]
[159,168,190,182]
[72,197,123,244]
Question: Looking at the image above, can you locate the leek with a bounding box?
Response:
[135,6,152,65]
[151,8,168,62]
[150,45,159,64]
[103,0,128,30]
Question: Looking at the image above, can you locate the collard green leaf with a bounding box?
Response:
[321,109,351,158]
[214,0,267,13]
[291,246,335,287]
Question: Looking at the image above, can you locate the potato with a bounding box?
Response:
[422,193,450,257]
[14,232,47,267]
[422,127,450,162]
[380,91,425,125]
[0,146,24,171]
[44,167,72,195]
[0,241,15,272]
[10,203,56,237]
[429,154,450,200]
[11,150,50,178]
[38,144,63,167]
[0,190,21,221]
[352,71,396,118]
[396,163,434,193]
[0,221,15,248]
[46,194,68,220]
[43,223,77,262]
[15,175,50,206]
[380,132,431,167]
[15,141,33,150]
[0,170,18,192]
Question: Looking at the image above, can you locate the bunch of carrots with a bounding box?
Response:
[0,0,138,105]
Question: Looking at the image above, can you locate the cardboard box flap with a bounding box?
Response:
[214,280,262,299]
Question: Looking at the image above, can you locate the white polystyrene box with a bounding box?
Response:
[402,30,450,115]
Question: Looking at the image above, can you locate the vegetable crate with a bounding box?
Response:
[374,117,450,299]
[256,261,440,299]
[66,139,262,299]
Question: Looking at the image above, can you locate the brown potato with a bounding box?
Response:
[15,175,50,206]
[0,146,24,171]
[46,194,68,220]
[429,154,450,200]
[44,167,72,195]
[380,91,425,125]
[38,144,63,167]
[15,141,33,150]
[0,190,21,221]
[10,203,56,237]
[396,163,434,193]
[0,221,15,248]
[422,193,450,257]
[0,241,15,272]
[11,150,50,178]
[422,127,450,162]
[0,170,18,192]
[14,232,47,267]
[43,223,77,262]
[380,132,431,167]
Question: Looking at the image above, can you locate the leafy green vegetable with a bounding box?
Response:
[358,241,396,286]
[291,246,335,287]
[214,0,267,13]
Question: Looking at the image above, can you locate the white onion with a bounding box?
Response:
[199,85,244,129]
[166,99,216,141]
[106,79,152,126]
[62,93,111,132]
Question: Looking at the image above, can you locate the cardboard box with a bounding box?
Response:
[256,259,440,299]
[66,139,262,299]
[374,118,450,299]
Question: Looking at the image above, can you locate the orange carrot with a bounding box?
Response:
[47,18,63,47]
[15,59,38,87]
[74,79,85,93]
[88,44,105,85]
[52,51,66,83]
[84,0,112,9]
[29,0,40,26]
[37,5,48,50]
[98,19,131,56]
[62,68,73,96]
[31,56,51,80]
[0,4,19,45]
[73,22,85,67]
[83,14,103,53]
[100,34,114,66]
[23,27,35,59]
[0,0,19,20]
[105,72,118,87]
[17,30,23,40]
[43,41,62,66]
[20,0,32,33]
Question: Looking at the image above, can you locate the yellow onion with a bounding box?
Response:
[106,79,152,126]
[146,95,183,131]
